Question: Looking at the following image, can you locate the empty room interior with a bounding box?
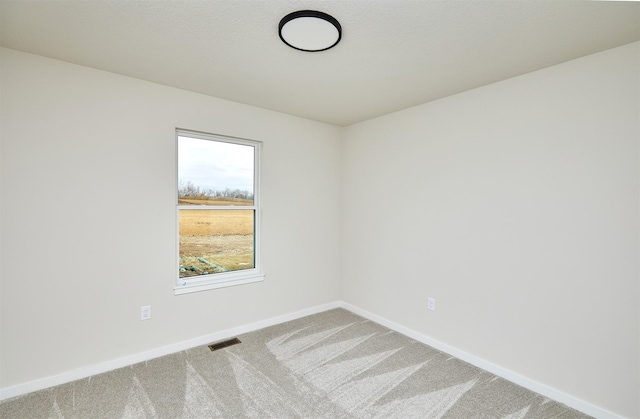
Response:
[0,1,639,418]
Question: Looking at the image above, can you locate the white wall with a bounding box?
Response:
[0,48,342,388]
[342,42,639,418]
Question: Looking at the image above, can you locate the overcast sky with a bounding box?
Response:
[178,136,254,193]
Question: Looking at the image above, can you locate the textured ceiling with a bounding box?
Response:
[1,1,638,126]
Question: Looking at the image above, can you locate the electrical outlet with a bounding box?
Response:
[141,305,151,320]
[427,298,435,311]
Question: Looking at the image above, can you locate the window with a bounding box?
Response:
[175,129,263,294]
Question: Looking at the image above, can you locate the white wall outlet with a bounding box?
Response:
[427,298,436,311]
[140,305,151,320]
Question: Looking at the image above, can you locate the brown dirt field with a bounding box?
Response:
[180,234,253,257]
[179,209,254,278]
[180,235,254,278]
[178,197,253,206]
[179,209,253,236]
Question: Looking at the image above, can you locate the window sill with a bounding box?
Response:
[174,272,264,295]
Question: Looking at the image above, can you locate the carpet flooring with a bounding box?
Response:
[0,308,591,418]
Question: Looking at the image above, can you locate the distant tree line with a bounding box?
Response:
[179,180,253,200]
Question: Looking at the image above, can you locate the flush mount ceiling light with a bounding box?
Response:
[279,10,342,52]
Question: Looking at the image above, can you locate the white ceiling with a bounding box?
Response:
[1,1,638,126]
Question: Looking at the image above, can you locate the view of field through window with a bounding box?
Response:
[178,135,255,279]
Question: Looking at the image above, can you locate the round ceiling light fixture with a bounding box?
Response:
[279,10,342,52]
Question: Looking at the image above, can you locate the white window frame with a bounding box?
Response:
[174,129,263,295]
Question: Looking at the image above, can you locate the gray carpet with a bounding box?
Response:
[0,308,591,418]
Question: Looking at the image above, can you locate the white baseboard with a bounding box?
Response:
[0,301,340,402]
[0,299,623,419]
[339,301,622,419]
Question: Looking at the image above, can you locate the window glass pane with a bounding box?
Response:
[178,136,254,206]
[179,209,254,278]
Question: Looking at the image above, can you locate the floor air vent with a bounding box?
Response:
[208,337,241,351]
